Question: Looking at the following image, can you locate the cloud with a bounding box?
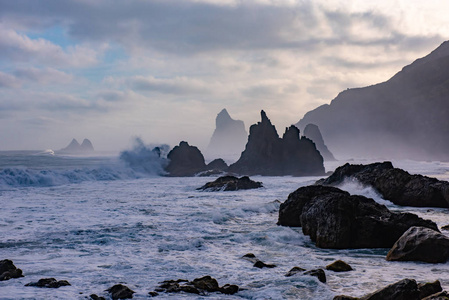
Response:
[14,67,73,84]
[0,71,21,88]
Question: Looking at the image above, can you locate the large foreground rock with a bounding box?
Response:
[317,162,449,208]
[228,110,325,176]
[278,185,438,248]
[197,176,262,191]
[0,259,24,281]
[386,226,449,263]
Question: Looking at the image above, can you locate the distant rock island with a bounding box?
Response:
[228,110,325,176]
[303,124,336,161]
[207,109,247,158]
[59,138,94,154]
[297,41,449,161]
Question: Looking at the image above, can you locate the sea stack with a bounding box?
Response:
[59,138,95,154]
[207,109,247,158]
[165,141,207,176]
[228,110,325,176]
[303,124,336,161]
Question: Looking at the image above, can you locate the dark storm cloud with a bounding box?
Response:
[0,0,441,56]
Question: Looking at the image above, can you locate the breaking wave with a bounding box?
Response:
[119,138,169,175]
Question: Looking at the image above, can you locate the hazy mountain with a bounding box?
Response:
[207,109,247,159]
[303,124,336,161]
[297,41,449,161]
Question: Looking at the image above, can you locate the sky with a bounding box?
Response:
[0,0,447,152]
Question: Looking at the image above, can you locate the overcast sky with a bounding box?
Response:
[0,0,447,152]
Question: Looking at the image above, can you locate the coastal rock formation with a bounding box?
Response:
[165,141,207,176]
[206,159,228,171]
[0,259,24,281]
[106,284,135,300]
[59,138,95,154]
[197,176,262,191]
[207,109,247,158]
[277,185,438,248]
[325,260,353,272]
[335,279,443,300]
[297,41,449,161]
[386,226,449,263]
[303,124,336,161]
[317,162,449,208]
[284,267,326,283]
[25,278,71,288]
[153,276,239,295]
[242,253,276,269]
[228,111,325,176]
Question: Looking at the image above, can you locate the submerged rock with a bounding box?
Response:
[278,185,438,248]
[154,276,238,295]
[284,266,306,277]
[106,284,135,299]
[386,226,449,263]
[197,175,262,191]
[304,269,326,283]
[0,259,24,281]
[317,162,449,208]
[25,278,71,288]
[242,253,276,269]
[228,110,325,176]
[325,260,353,272]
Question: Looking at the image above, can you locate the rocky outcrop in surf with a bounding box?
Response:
[207,109,247,158]
[59,138,94,154]
[316,162,449,208]
[197,175,262,191]
[303,124,336,161]
[165,141,207,177]
[277,185,438,248]
[228,110,325,176]
[0,259,24,281]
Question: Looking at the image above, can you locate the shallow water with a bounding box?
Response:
[1,152,449,299]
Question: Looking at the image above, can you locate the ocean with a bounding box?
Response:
[1,150,449,299]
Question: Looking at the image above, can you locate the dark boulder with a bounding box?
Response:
[206,158,228,171]
[155,276,238,295]
[25,278,71,288]
[418,281,443,299]
[317,162,449,208]
[386,226,449,263]
[106,284,135,299]
[90,295,106,300]
[278,185,438,248]
[325,260,353,272]
[197,175,262,191]
[304,269,326,283]
[165,141,207,176]
[228,110,325,176]
[422,291,449,300]
[242,253,276,268]
[303,123,336,161]
[0,259,24,281]
[284,266,306,277]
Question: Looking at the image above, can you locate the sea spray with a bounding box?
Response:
[119,138,169,175]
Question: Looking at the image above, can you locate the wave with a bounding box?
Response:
[119,138,169,175]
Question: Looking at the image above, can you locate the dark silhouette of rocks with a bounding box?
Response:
[303,124,336,161]
[335,278,444,300]
[242,253,276,268]
[59,138,95,154]
[25,278,71,288]
[228,110,325,176]
[325,260,353,272]
[304,269,326,283]
[277,185,438,248]
[165,141,207,176]
[0,259,23,281]
[197,175,262,191]
[284,266,306,277]
[297,41,449,161]
[317,162,449,208]
[386,226,449,263]
[206,158,228,171]
[153,276,238,295]
[207,109,247,157]
[106,284,135,299]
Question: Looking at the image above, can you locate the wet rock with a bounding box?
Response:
[441,224,449,231]
[106,284,135,299]
[25,278,71,288]
[285,266,306,277]
[228,110,325,176]
[165,141,207,176]
[148,291,159,297]
[90,294,106,300]
[304,269,326,283]
[422,291,449,300]
[242,253,276,268]
[387,226,449,263]
[156,276,238,295]
[326,260,353,272]
[418,280,443,299]
[317,162,449,208]
[0,259,24,281]
[359,278,420,300]
[197,175,262,191]
[333,296,359,300]
[278,185,438,248]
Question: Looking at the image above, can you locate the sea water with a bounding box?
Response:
[1,151,449,299]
